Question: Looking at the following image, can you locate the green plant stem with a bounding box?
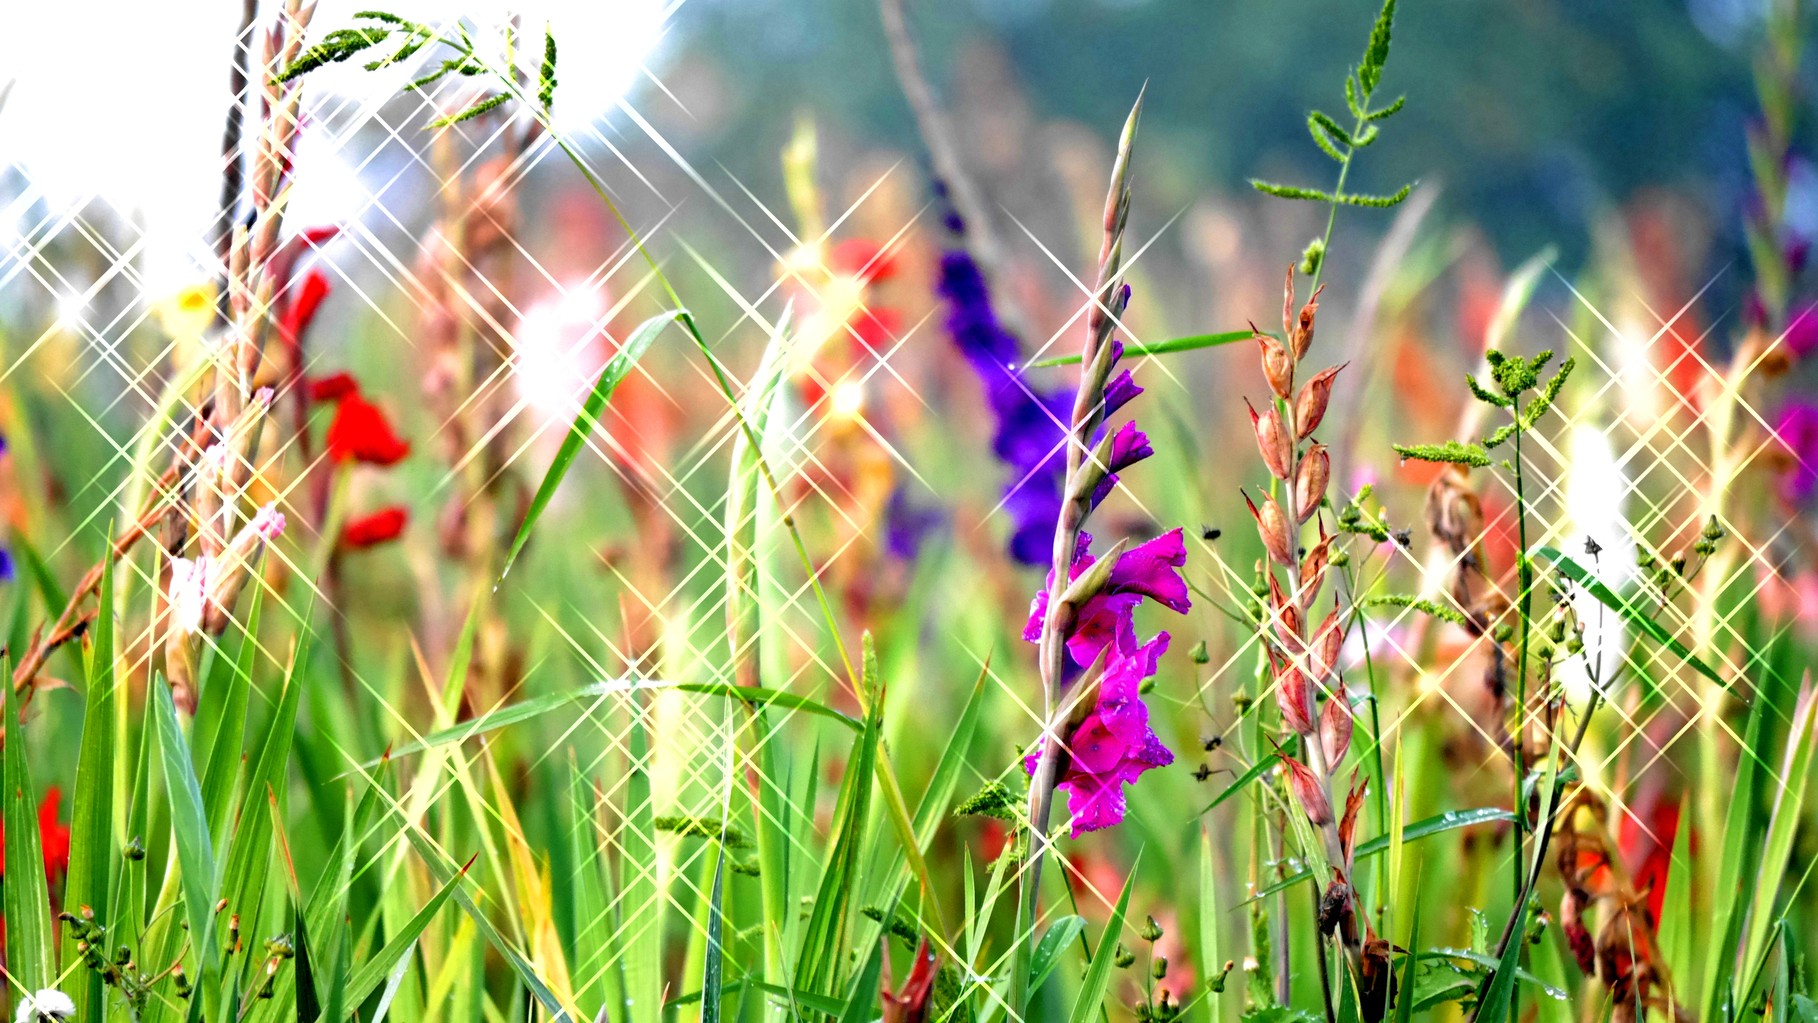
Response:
[1507,397,1531,1023]
[1303,107,1370,296]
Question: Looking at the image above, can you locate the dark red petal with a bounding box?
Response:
[341,506,409,549]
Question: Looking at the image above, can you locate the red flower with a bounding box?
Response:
[277,268,332,352]
[829,238,897,283]
[342,506,408,549]
[326,393,410,466]
[0,787,71,885]
[308,371,361,403]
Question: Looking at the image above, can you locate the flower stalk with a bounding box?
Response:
[1010,92,1147,1021]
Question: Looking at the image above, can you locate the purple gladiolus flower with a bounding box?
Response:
[1774,401,1818,504]
[937,246,1070,565]
[0,546,13,584]
[884,487,943,562]
[936,244,1154,563]
[1785,304,1818,360]
[1022,528,1188,835]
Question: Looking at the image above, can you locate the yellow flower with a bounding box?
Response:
[157,283,216,340]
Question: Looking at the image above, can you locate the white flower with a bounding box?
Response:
[168,555,212,637]
[15,988,75,1023]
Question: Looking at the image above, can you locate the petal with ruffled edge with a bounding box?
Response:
[1108,528,1191,613]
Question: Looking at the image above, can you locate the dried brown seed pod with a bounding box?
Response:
[1294,364,1345,439]
[1245,491,1295,567]
[1295,443,1330,523]
[1247,398,1293,480]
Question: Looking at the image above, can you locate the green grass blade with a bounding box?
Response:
[3,654,54,991]
[1198,826,1220,1023]
[342,857,471,1014]
[1737,681,1818,999]
[1248,807,1513,900]
[65,555,118,1022]
[1703,683,1773,1022]
[1392,878,1420,1023]
[153,680,220,958]
[498,309,686,583]
[1030,915,1086,994]
[200,578,263,849]
[1027,329,1253,367]
[1530,546,1726,689]
[702,838,728,1023]
[1198,755,1276,815]
[1067,855,1138,1023]
[620,702,662,1023]
[794,636,885,1002]
[359,679,859,769]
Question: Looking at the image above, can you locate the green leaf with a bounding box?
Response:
[1026,329,1253,367]
[428,91,510,128]
[342,859,469,1014]
[795,635,885,999]
[356,677,860,769]
[1366,95,1407,121]
[620,705,661,1023]
[3,654,53,991]
[65,555,118,1022]
[277,26,392,82]
[1198,754,1278,815]
[1529,547,1727,690]
[1393,882,1421,1023]
[154,680,219,964]
[1359,0,1397,96]
[1067,856,1138,1023]
[1307,111,1350,161]
[1338,183,1414,207]
[536,26,558,112]
[1391,440,1490,468]
[1365,594,1472,629]
[701,837,728,1023]
[1029,915,1087,993]
[1737,684,1818,998]
[499,310,685,583]
[201,578,262,852]
[1251,180,1336,202]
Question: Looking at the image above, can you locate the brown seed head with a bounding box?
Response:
[1244,490,1294,567]
[1294,364,1345,439]
[1252,322,1294,400]
[1320,693,1353,768]
[1279,754,1332,826]
[1295,444,1330,523]
[1247,399,1293,480]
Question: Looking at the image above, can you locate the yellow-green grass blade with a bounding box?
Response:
[3,653,54,993]
[65,554,118,1022]
[499,310,686,584]
[1066,854,1139,1023]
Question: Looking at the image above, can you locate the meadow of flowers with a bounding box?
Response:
[3,1,1818,1022]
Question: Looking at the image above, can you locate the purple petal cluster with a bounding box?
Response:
[936,247,1145,564]
[1775,400,1818,504]
[1022,529,1189,835]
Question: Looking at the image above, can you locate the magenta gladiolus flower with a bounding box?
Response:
[1023,528,1187,835]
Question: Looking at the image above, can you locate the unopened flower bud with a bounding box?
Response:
[1152,956,1169,980]
[1141,916,1164,942]
[1114,943,1136,969]
[1190,640,1209,664]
